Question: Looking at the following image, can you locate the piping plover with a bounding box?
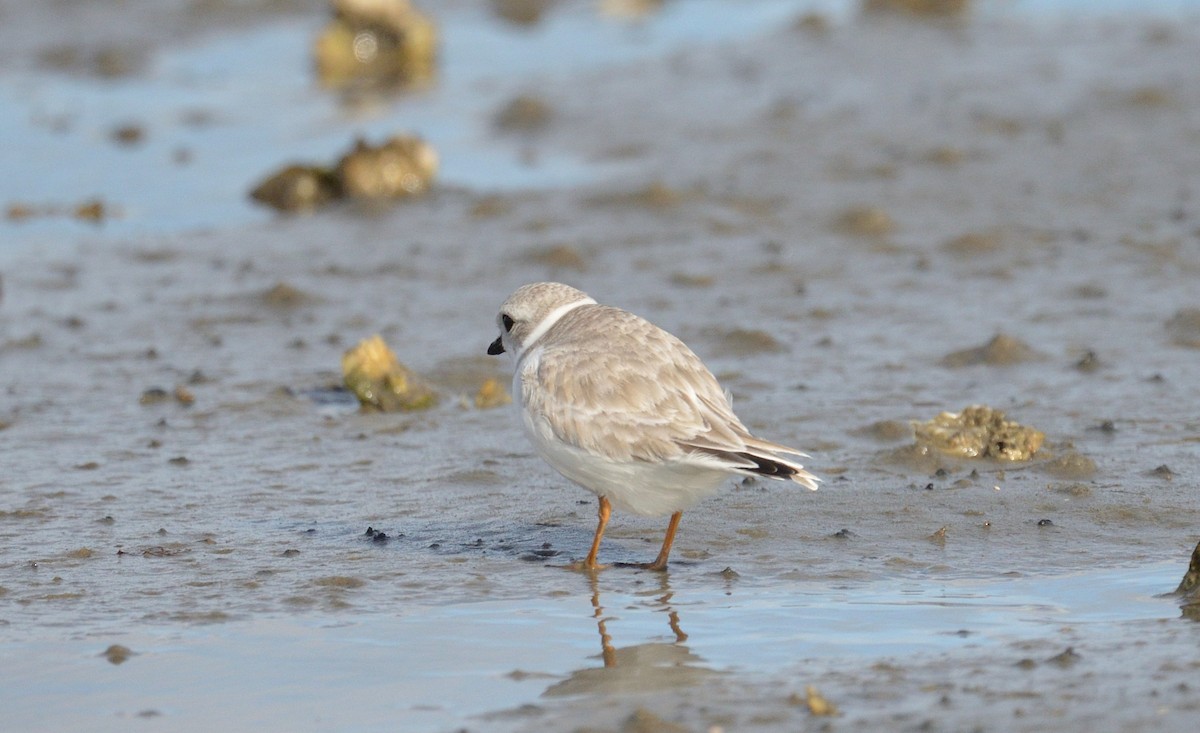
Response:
[488,282,819,571]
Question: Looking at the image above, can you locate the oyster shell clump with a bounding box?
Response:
[314,0,438,90]
[336,135,438,200]
[912,405,1044,461]
[249,135,437,212]
[342,335,438,412]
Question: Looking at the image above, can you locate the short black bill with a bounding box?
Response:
[487,336,505,355]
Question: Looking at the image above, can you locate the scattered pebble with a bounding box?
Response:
[801,685,840,716]
[942,230,1002,257]
[1046,646,1081,667]
[832,205,895,237]
[1049,482,1092,498]
[854,419,912,442]
[102,644,134,665]
[474,377,512,409]
[1126,86,1173,108]
[261,282,317,309]
[110,123,145,146]
[1074,349,1101,372]
[249,165,339,212]
[172,386,195,406]
[941,333,1041,367]
[864,0,969,16]
[669,272,715,288]
[1174,540,1200,599]
[491,0,554,25]
[585,181,687,210]
[493,94,553,132]
[924,145,967,165]
[7,199,117,224]
[313,576,366,589]
[1039,451,1096,480]
[524,243,588,271]
[620,708,689,733]
[1166,308,1200,348]
[139,388,170,405]
[704,327,785,355]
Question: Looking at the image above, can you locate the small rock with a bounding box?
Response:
[102,644,135,665]
[1174,540,1200,596]
[249,165,339,212]
[524,243,587,271]
[261,282,317,309]
[705,327,785,356]
[941,333,1040,367]
[854,419,912,442]
[1039,451,1096,479]
[864,0,969,16]
[173,385,196,406]
[942,230,1002,256]
[493,94,553,132]
[1046,646,1081,667]
[139,387,171,405]
[832,205,894,237]
[803,685,840,716]
[474,377,512,409]
[1166,308,1200,348]
[620,708,689,733]
[110,123,145,146]
[1074,350,1101,372]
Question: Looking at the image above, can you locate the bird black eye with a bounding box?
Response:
[501,314,514,332]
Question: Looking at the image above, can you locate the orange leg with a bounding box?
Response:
[643,511,683,571]
[583,496,612,569]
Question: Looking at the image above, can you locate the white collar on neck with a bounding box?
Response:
[521,296,596,352]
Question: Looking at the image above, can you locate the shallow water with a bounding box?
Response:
[2,565,1184,732]
[3,0,1200,731]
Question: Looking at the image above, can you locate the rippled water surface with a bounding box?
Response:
[3,1,1200,731]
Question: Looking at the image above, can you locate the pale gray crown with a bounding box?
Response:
[495,282,596,356]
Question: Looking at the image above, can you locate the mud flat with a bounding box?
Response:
[2,1,1200,731]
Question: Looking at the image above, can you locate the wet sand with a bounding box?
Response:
[2,1,1200,731]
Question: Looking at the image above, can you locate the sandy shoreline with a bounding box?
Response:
[2,1,1200,731]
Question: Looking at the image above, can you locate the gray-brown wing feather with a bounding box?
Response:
[521,305,757,464]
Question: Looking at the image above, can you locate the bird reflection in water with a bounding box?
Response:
[542,574,718,697]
